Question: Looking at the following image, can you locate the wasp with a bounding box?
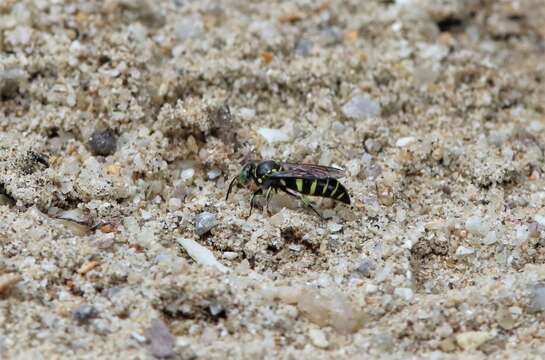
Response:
[226,160,351,218]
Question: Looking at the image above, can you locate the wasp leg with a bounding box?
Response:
[281,187,324,220]
[264,187,274,214]
[248,189,263,218]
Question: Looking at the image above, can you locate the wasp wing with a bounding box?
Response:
[269,163,346,180]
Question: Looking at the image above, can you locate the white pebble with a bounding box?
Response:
[308,328,329,349]
[455,331,493,351]
[455,246,475,257]
[394,287,414,301]
[258,128,289,144]
[534,214,545,226]
[342,94,381,120]
[481,231,497,245]
[141,210,153,220]
[207,169,221,180]
[395,136,416,147]
[465,216,487,236]
[168,198,182,210]
[178,238,228,273]
[238,107,256,120]
[222,252,238,260]
[328,224,343,233]
[181,168,195,181]
[131,332,147,343]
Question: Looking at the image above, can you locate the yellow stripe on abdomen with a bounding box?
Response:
[322,179,329,195]
[330,180,340,197]
[296,179,303,192]
[309,180,317,195]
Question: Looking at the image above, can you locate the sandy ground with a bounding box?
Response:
[1,0,545,359]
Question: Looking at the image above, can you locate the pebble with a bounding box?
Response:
[195,212,217,236]
[496,306,517,330]
[207,169,222,180]
[481,231,497,245]
[0,68,26,100]
[355,258,376,278]
[258,128,289,143]
[395,136,416,147]
[145,319,175,359]
[455,246,475,257]
[222,251,238,260]
[131,332,147,343]
[465,216,487,236]
[328,223,343,233]
[308,328,329,349]
[0,273,21,295]
[181,168,195,181]
[237,107,256,120]
[295,38,313,56]
[88,128,117,156]
[342,94,381,120]
[174,16,204,40]
[394,287,414,301]
[455,331,493,351]
[178,238,228,273]
[57,208,87,223]
[72,304,98,323]
[529,284,545,312]
[168,197,182,210]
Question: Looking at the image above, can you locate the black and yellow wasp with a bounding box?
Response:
[226,160,350,218]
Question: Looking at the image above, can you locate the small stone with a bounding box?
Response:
[207,169,222,180]
[328,223,343,233]
[77,260,99,275]
[534,214,545,226]
[195,212,217,236]
[395,136,416,147]
[355,258,376,278]
[481,231,497,245]
[439,338,456,352]
[178,238,228,273]
[181,168,195,181]
[258,128,289,143]
[394,287,414,301]
[529,283,545,312]
[0,273,21,295]
[208,302,226,318]
[455,331,493,351]
[308,328,329,349]
[88,128,117,156]
[168,197,182,210]
[174,16,204,40]
[342,94,381,120]
[73,304,98,323]
[455,246,474,257]
[364,138,382,154]
[131,332,147,343]
[295,38,313,56]
[222,252,238,260]
[496,306,517,330]
[238,107,256,120]
[145,319,175,359]
[465,216,487,236]
[0,68,27,100]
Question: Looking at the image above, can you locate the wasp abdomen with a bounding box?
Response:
[281,178,351,204]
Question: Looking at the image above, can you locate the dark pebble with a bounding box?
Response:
[73,303,98,323]
[89,128,117,156]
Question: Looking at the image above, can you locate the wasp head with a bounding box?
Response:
[226,161,257,201]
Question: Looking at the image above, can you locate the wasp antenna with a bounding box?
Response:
[226,177,238,201]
